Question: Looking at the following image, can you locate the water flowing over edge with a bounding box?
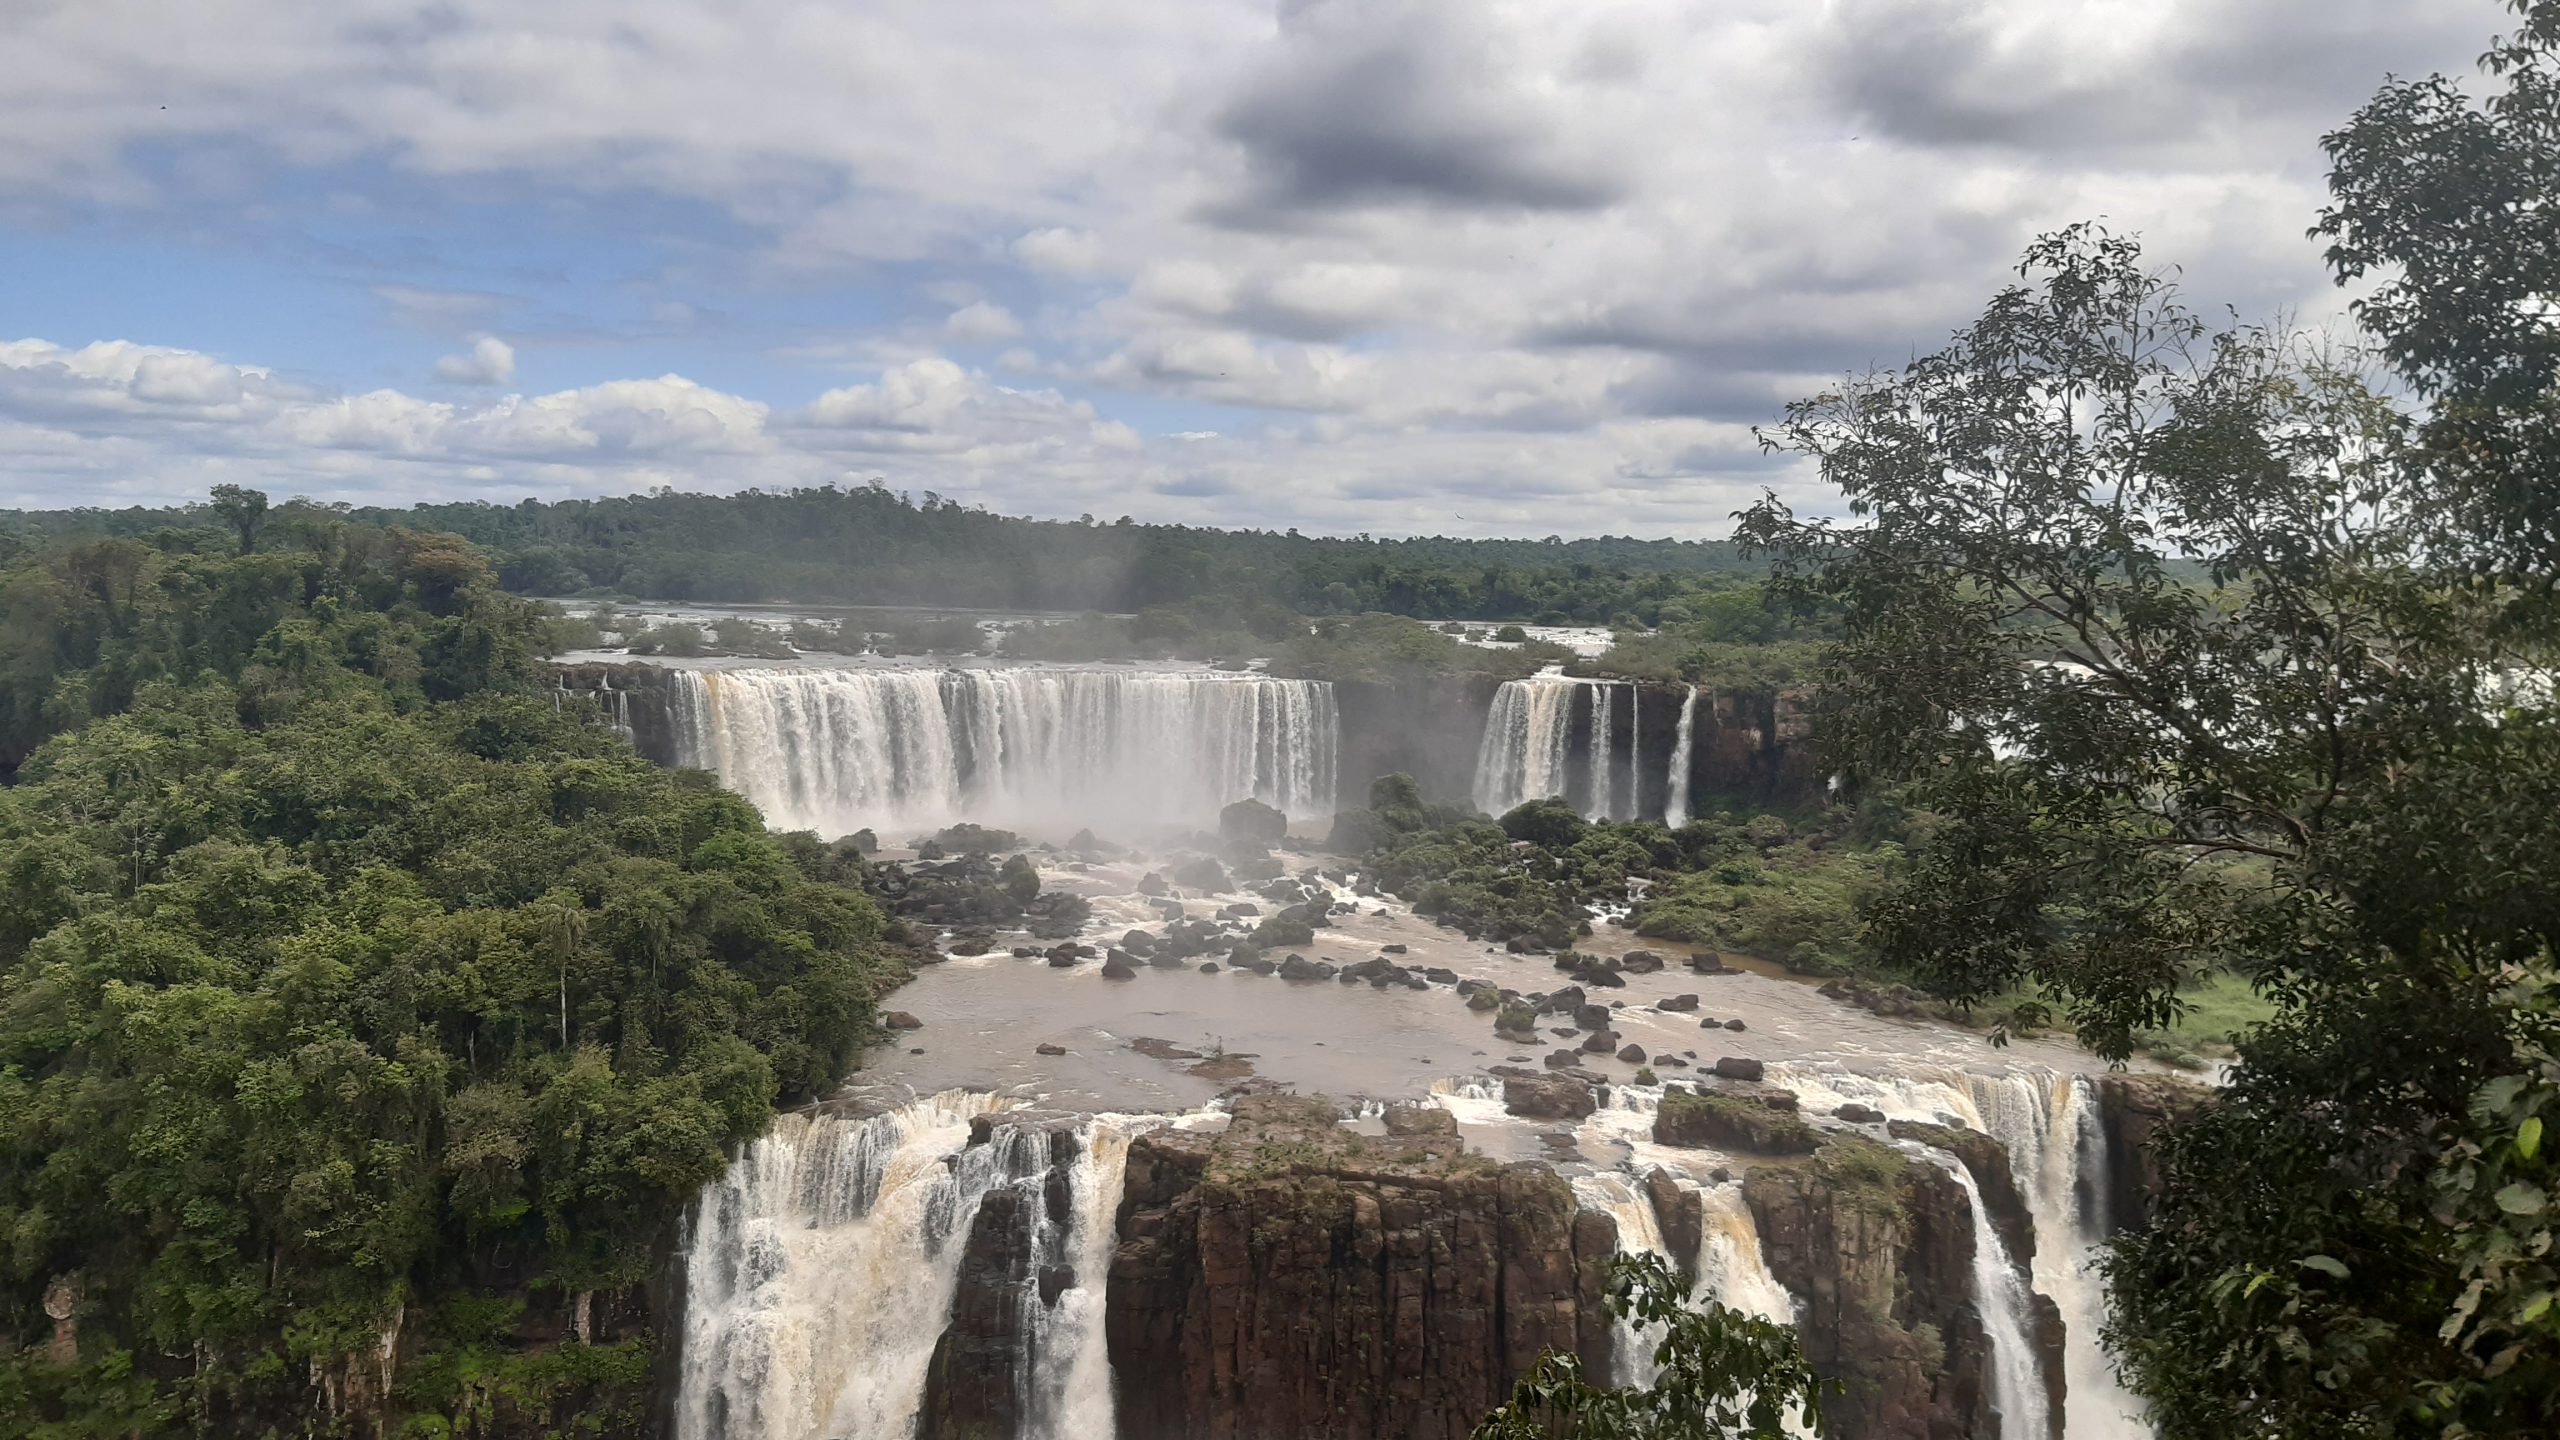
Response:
[668,666,1338,838]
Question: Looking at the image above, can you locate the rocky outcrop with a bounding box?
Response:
[550,661,684,764]
[1106,1094,1616,1440]
[920,1123,1083,1440]
[2094,1074,2213,1232]
[1887,1121,2034,1267]
[1743,1139,1999,1440]
[1653,1086,1819,1156]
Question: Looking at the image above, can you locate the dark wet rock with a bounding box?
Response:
[1241,954,1278,976]
[1534,986,1586,1016]
[1107,947,1139,968]
[1048,948,1083,968]
[1106,1095,1613,1440]
[1620,950,1665,974]
[1038,1264,1075,1308]
[1687,953,1735,975]
[1723,1018,1747,1031]
[1654,1087,1818,1156]
[2096,1074,2215,1232]
[1137,872,1170,897]
[946,932,995,957]
[1199,962,1221,974]
[1423,967,1459,986]
[1171,856,1230,891]
[1713,1057,1765,1082]
[1573,1004,1612,1032]
[1012,945,1042,959]
[884,1011,924,1031]
[1120,928,1159,953]
[1643,1169,1705,1283]
[1102,954,1139,980]
[1466,989,1501,1012]
[1036,1042,1069,1056]
[1579,1030,1619,1055]
[1220,902,1261,919]
[1657,993,1700,1013]
[1890,1121,2037,1266]
[1616,1044,1647,1064]
[1278,953,1337,982]
[1543,1049,1582,1069]
[1698,1016,1721,1029]
[1503,1073,1598,1121]
[1130,1037,1204,1061]
[1835,1103,1886,1125]
[1656,1055,1691,1069]
[1382,1104,1457,1139]
[1578,967,1626,989]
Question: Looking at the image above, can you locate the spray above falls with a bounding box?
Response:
[668,666,1338,837]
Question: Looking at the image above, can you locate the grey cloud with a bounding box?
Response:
[1205,0,1629,226]
[1812,0,2502,157]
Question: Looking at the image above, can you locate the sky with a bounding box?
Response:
[0,0,2511,537]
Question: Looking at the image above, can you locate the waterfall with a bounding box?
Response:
[1571,1173,1674,1387]
[1624,687,1640,821]
[1665,690,1698,829]
[1935,1156,2052,1440]
[678,1097,1154,1440]
[1028,1118,1151,1440]
[1766,1065,2151,1438]
[1591,685,1616,821]
[667,666,1338,837]
[675,1091,1014,1440]
[1473,677,1577,815]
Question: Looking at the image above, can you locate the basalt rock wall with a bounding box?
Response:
[1103,1095,1615,1440]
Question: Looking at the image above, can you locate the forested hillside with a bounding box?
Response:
[0,514,899,1435]
[2,486,1761,623]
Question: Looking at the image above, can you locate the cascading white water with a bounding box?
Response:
[668,666,1338,837]
[1028,1118,1152,1440]
[676,1091,1015,1440]
[1765,1064,2152,1438]
[1473,677,1578,815]
[679,1097,1155,1440]
[1571,1173,1674,1387]
[1590,685,1616,821]
[1935,1156,2052,1440]
[1665,689,1698,829]
[1970,1078,2149,1439]
[1622,688,1640,820]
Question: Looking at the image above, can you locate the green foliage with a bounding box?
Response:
[0,514,541,775]
[1472,1252,1824,1440]
[1741,77,2560,1427]
[0,517,894,1434]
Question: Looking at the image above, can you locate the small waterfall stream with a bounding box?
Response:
[1937,1157,2052,1440]
[1665,689,1698,829]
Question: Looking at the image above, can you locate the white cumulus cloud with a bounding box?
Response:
[434,336,517,386]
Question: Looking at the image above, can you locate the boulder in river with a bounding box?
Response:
[1723,1018,1748,1031]
[1657,994,1700,1013]
[1688,953,1735,975]
[1502,1073,1597,1121]
[1616,1043,1647,1063]
[1535,986,1586,1016]
[1198,962,1221,974]
[1278,954,1336,982]
[1653,1087,1818,1156]
[1046,947,1082,968]
[1573,1004,1612,1032]
[1620,950,1665,974]
[1137,872,1170,897]
[1579,1030,1620,1054]
[884,1011,924,1030]
[1035,1042,1068,1056]
[1542,1049,1581,1069]
[1380,943,1408,955]
[1835,1103,1886,1124]
[1713,1056,1765,1082]
[1101,955,1139,980]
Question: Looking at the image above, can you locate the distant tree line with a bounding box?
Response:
[2,485,1766,625]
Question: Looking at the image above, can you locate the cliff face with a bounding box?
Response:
[1738,1139,2009,1440]
[553,660,685,766]
[1331,674,1506,809]
[1104,1095,1615,1440]
[2094,1074,2213,1233]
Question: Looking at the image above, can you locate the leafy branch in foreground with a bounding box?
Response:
[1472,1253,1824,1440]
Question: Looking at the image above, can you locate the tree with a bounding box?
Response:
[206,484,268,555]
[1737,217,2560,1433]
[1472,1253,1823,1440]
